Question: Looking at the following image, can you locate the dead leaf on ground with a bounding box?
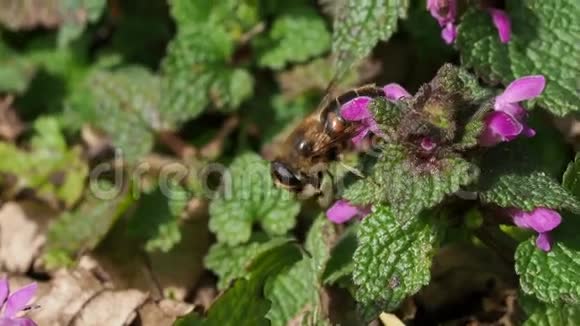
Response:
[91,217,210,301]
[71,289,148,326]
[0,201,57,273]
[138,299,194,326]
[0,0,91,30]
[0,96,24,141]
[29,268,105,325]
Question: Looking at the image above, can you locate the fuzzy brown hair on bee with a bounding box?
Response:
[270,85,384,198]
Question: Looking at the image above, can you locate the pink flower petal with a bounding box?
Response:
[497,75,546,104]
[441,23,457,44]
[326,200,370,224]
[495,102,526,120]
[0,278,8,307]
[523,127,536,137]
[479,111,523,146]
[536,233,552,252]
[0,318,38,326]
[4,283,37,318]
[488,9,511,43]
[340,97,372,121]
[420,137,436,151]
[512,208,562,233]
[351,128,370,145]
[427,0,456,26]
[383,83,411,101]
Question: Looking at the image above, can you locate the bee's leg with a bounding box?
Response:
[339,161,364,178]
[317,171,335,207]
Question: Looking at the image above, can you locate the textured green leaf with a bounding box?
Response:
[515,237,580,305]
[457,0,580,116]
[344,144,479,221]
[265,217,334,326]
[521,294,580,326]
[332,0,409,78]
[323,224,358,285]
[126,186,188,253]
[176,242,302,326]
[208,153,300,245]
[205,235,291,289]
[0,117,87,206]
[57,0,107,47]
[161,26,253,124]
[254,7,331,69]
[43,183,132,268]
[515,156,580,306]
[68,67,159,162]
[563,154,580,197]
[161,1,256,125]
[0,42,37,93]
[481,171,580,213]
[353,205,440,311]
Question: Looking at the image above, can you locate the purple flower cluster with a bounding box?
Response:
[0,279,38,326]
[479,75,545,147]
[427,0,511,44]
[327,75,557,252]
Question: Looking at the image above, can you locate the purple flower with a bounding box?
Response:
[427,0,456,26]
[479,75,546,147]
[0,279,38,326]
[340,97,384,144]
[383,83,411,101]
[507,207,562,252]
[326,200,370,224]
[427,0,458,44]
[441,23,457,44]
[488,8,511,43]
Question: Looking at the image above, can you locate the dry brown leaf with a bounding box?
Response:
[29,269,104,325]
[138,299,194,326]
[71,289,148,326]
[0,201,56,273]
[91,217,209,300]
[0,0,89,30]
[0,96,24,141]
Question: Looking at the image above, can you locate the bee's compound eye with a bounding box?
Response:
[297,139,313,155]
[271,161,302,189]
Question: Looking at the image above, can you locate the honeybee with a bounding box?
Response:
[270,85,384,197]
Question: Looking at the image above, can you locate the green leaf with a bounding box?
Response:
[563,154,580,197]
[515,237,580,305]
[254,7,331,69]
[43,183,133,268]
[0,117,87,206]
[344,144,479,221]
[57,0,107,47]
[332,0,409,78]
[323,224,358,285]
[208,153,300,245]
[205,235,291,290]
[457,0,580,116]
[0,42,37,93]
[176,242,302,326]
[521,294,580,326]
[161,0,256,125]
[126,186,188,253]
[481,171,580,213]
[161,26,253,124]
[353,205,441,312]
[67,66,160,162]
[265,217,334,325]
